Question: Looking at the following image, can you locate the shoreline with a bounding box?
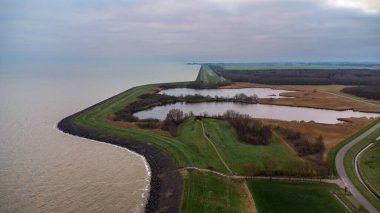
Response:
[56,89,184,213]
[55,125,152,209]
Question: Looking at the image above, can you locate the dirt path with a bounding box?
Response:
[199,121,256,212]
[200,121,233,174]
[183,166,343,185]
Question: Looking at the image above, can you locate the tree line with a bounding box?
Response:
[342,85,380,100]
[213,66,380,86]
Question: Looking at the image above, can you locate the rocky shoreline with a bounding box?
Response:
[57,91,183,213]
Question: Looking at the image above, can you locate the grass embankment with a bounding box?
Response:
[359,141,380,195]
[196,65,226,83]
[327,119,380,177]
[247,180,349,213]
[360,140,380,197]
[181,171,251,213]
[344,124,380,211]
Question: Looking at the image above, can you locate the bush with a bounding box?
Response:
[275,126,325,160]
[162,109,185,136]
[223,110,272,145]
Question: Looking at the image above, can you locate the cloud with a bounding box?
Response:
[325,0,380,14]
[0,0,379,63]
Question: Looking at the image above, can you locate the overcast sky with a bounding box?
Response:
[1,0,379,63]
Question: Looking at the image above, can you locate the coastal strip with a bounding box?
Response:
[57,88,183,213]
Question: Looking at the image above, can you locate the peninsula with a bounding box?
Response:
[58,63,380,213]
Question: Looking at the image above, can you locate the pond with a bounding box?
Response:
[134,102,380,124]
[159,88,293,99]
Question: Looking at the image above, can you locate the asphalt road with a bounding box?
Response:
[335,122,380,213]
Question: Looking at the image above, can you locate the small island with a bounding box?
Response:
[58,63,380,213]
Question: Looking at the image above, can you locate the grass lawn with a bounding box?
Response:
[344,126,380,211]
[196,65,226,83]
[181,171,251,213]
[248,180,349,213]
[359,130,380,197]
[200,118,300,175]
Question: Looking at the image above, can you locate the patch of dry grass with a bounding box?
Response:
[262,118,374,159]
[222,83,380,113]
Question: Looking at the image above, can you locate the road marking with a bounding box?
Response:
[376,136,380,141]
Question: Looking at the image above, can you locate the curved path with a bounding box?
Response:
[335,122,380,213]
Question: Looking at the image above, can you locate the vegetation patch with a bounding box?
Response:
[342,86,380,101]
[275,126,325,161]
[223,110,272,145]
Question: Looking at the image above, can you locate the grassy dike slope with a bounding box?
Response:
[360,138,380,197]
[196,65,226,83]
[345,126,380,211]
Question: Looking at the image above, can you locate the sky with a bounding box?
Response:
[0,0,379,63]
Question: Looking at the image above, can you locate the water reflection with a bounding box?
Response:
[159,88,293,99]
[134,102,379,124]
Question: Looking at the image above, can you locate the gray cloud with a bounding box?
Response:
[0,0,379,63]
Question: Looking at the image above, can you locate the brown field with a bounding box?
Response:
[261,117,374,158]
[105,116,171,137]
[222,83,380,113]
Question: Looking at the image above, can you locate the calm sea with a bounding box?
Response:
[0,63,199,212]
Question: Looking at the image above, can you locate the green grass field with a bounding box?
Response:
[200,119,299,175]
[344,126,380,211]
[359,130,380,198]
[181,171,251,213]
[196,65,226,83]
[248,180,349,213]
